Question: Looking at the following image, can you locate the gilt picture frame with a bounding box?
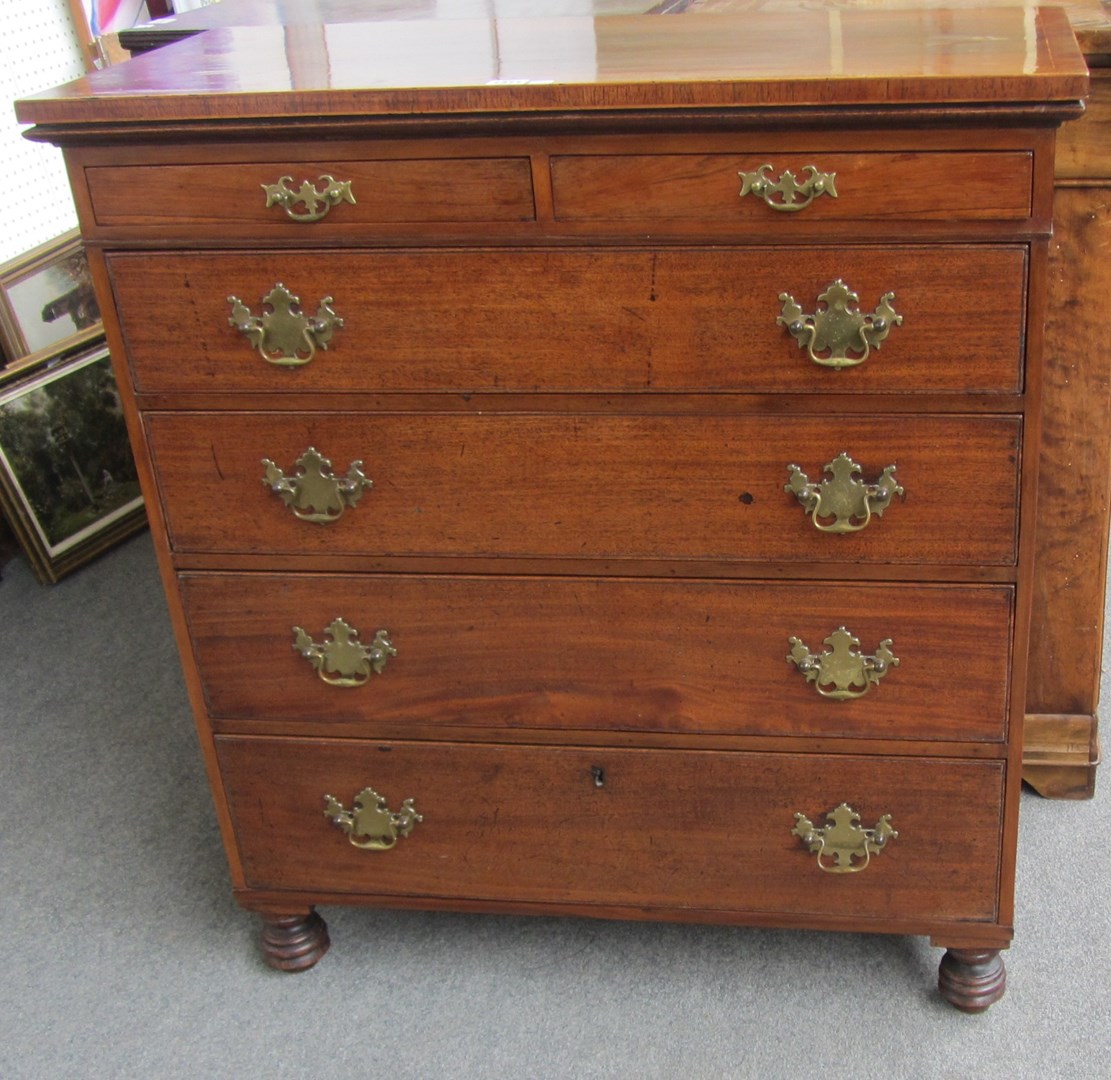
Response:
[0,230,101,365]
[0,341,144,583]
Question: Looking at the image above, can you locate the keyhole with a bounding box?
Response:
[591,766,605,788]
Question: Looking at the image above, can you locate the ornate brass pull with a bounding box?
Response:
[262,447,373,524]
[785,453,902,533]
[323,787,422,850]
[792,803,897,873]
[262,175,355,222]
[292,618,396,687]
[787,627,898,700]
[227,283,343,367]
[738,164,838,212]
[778,279,901,368]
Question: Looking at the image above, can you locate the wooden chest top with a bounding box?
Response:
[16,6,1087,127]
[111,0,1111,66]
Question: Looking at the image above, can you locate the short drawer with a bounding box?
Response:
[215,736,1005,924]
[85,157,535,227]
[109,246,1026,394]
[148,412,1021,565]
[183,573,1013,743]
[550,151,1032,223]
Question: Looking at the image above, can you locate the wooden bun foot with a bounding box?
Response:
[938,948,1006,1012]
[260,909,330,972]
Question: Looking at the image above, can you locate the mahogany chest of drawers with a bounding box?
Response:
[18,6,1087,1010]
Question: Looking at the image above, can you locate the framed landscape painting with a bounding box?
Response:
[0,342,144,583]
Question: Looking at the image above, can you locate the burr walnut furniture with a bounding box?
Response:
[18,6,1087,1010]
[118,0,1110,801]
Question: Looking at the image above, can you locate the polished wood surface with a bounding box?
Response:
[216,735,1006,922]
[183,573,1014,742]
[149,412,1022,564]
[89,157,535,226]
[937,948,1007,1013]
[258,910,329,972]
[98,1,1111,800]
[16,7,1087,125]
[118,0,1111,57]
[83,146,1037,228]
[111,247,1028,394]
[16,9,1076,999]
[551,150,1035,223]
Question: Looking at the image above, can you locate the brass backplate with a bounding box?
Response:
[792,803,897,873]
[292,618,396,687]
[778,279,901,367]
[323,787,422,850]
[786,627,899,700]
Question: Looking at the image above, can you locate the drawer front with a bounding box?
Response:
[216,736,1005,923]
[109,247,1026,394]
[86,158,536,227]
[550,151,1033,223]
[183,573,1013,742]
[149,412,1021,565]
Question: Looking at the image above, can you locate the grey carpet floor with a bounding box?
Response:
[1,532,1108,1079]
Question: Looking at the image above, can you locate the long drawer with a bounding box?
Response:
[183,574,1013,742]
[216,736,1005,923]
[109,247,1027,394]
[149,412,1021,565]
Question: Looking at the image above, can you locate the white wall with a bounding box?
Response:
[0,0,87,264]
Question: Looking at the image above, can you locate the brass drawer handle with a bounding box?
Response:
[785,453,902,533]
[228,283,343,367]
[792,803,897,874]
[323,787,422,850]
[262,174,355,222]
[738,164,837,212]
[778,279,901,368]
[292,618,396,687]
[263,447,373,524]
[787,627,898,700]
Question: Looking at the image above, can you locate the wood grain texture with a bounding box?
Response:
[1055,71,1111,180]
[1027,187,1111,719]
[1022,713,1102,798]
[147,411,1021,565]
[81,148,1038,232]
[17,2,1062,988]
[182,573,1014,742]
[551,151,1033,223]
[216,735,1006,923]
[113,0,1111,59]
[109,247,1028,395]
[61,130,1057,246]
[15,8,1087,126]
[1019,70,1110,797]
[86,157,536,227]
